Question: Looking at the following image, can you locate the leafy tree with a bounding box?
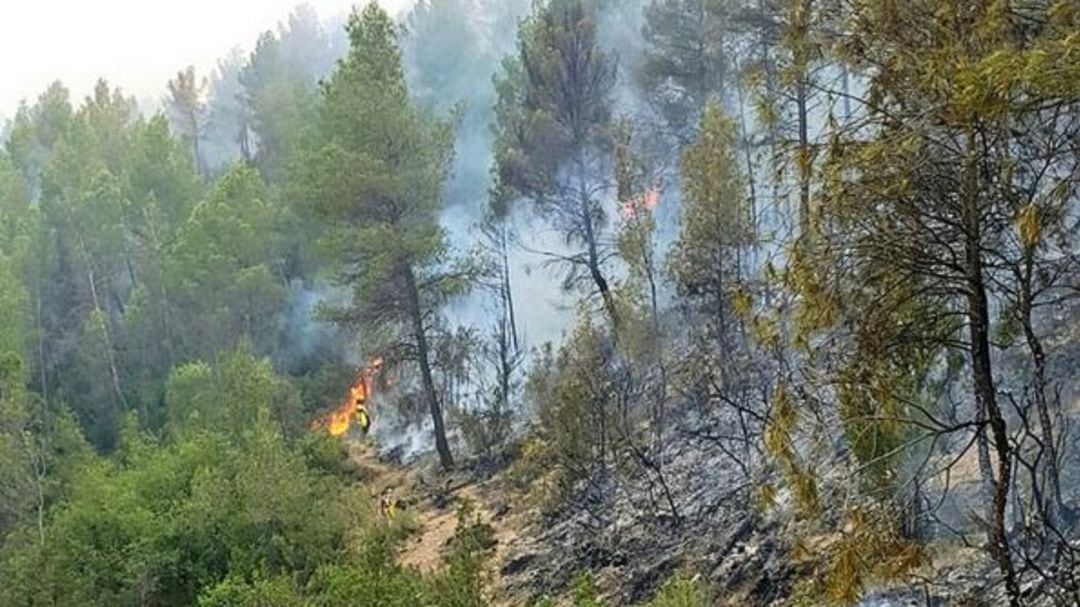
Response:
[670,101,754,352]
[493,0,620,326]
[293,3,468,469]
[36,83,138,448]
[534,309,617,495]
[0,153,31,257]
[120,115,202,416]
[639,0,734,143]
[0,253,35,539]
[4,81,74,194]
[165,165,287,363]
[0,346,338,607]
[239,6,339,183]
[198,575,305,607]
[771,2,1080,603]
[203,48,253,169]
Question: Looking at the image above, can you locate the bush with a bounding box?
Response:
[645,572,709,607]
[459,404,514,463]
[424,500,496,607]
[198,575,305,607]
[504,435,563,513]
[571,571,604,607]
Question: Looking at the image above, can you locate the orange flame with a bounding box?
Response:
[311,357,385,437]
[620,185,660,221]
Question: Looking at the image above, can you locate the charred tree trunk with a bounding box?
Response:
[962,145,1020,606]
[499,223,519,351]
[1018,251,1067,528]
[404,265,454,470]
[577,156,617,329]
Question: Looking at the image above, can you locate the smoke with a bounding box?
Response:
[401,0,576,352]
[273,279,354,377]
[372,400,436,464]
[199,4,349,174]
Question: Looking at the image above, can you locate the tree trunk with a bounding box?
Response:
[796,76,811,237]
[190,112,204,178]
[499,224,519,351]
[735,63,760,254]
[1019,257,1067,528]
[578,168,617,328]
[65,208,127,415]
[962,145,1020,606]
[404,265,454,470]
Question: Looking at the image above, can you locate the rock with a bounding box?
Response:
[502,552,538,576]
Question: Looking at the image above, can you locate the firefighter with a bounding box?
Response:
[355,398,371,435]
[379,487,396,520]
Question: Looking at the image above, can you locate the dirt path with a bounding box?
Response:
[347,441,532,598]
[399,483,484,572]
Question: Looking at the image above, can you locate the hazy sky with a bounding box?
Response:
[0,0,414,121]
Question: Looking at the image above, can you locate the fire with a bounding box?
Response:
[311,357,385,437]
[620,185,660,221]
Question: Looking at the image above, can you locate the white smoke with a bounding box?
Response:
[371,395,437,464]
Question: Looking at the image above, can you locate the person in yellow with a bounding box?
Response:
[379,487,396,520]
[355,399,371,435]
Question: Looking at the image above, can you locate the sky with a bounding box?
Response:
[0,0,414,121]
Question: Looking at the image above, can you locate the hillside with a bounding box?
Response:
[3,1,1080,605]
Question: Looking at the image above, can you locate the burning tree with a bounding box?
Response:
[292,3,471,470]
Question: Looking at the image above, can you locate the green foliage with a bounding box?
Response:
[458,403,513,462]
[572,571,604,607]
[789,507,928,607]
[644,571,709,607]
[0,253,34,539]
[532,311,616,488]
[670,101,753,304]
[238,5,338,183]
[297,4,448,317]
[295,4,455,306]
[0,71,308,451]
[198,574,305,607]
[504,435,558,507]
[668,100,757,398]
[194,478,496,607]
[424,500,496,607]
[765,1,1080,603]
[492,0,619,320]
[9,2,1080,606]
[166,344,303,439]
[639,0,733,140]
[0,346,340,607]
[494,0,616,204]
[167,165,287,358]
[300,562,424,607]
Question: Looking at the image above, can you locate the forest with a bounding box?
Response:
[2,0,1080,605]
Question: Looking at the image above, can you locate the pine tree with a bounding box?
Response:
[493,0,620,326]
[778,2,1080,603]
[639,0,734,143]
[292,2,469,470]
